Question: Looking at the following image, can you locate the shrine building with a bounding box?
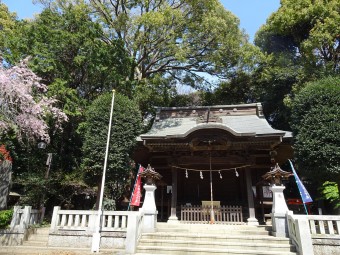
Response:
[133,103,293,225]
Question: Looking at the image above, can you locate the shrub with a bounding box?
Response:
[0,209,13,229]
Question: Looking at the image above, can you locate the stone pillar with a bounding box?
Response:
[270,185,291,237]
[168,167,179,224]
[0,167,11,210]
[141,184,157,232]
[245,168,258,225]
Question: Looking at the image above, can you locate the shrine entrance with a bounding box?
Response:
[133,104,293,224]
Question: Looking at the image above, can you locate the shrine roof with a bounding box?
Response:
[139,103,292,140]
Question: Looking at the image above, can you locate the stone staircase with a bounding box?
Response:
[0,227,120,255]
[135,223,297,255]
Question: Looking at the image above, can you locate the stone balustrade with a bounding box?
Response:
[287,213,340,255]
[1,206,44,246]
[48,206,144,254]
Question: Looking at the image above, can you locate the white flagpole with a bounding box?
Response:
[91,90,116,253]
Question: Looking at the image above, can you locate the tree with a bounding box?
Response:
[0,59,67,143]
[1,2,136,171]
[262,0,340,73]
[3,3,131,99]
[250,0,340,130]
[38,0,253,87]
[81,92,142,208]
[0,3,16,56]
[291,76,340,183]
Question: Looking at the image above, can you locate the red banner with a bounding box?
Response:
[130,166,144,207]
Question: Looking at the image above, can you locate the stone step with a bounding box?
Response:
[22,240,49,247]
[35,227,50,233]
[27,235,49,241]
[136,245,297,255]
[157,222,271,230]
[141,232,290,244]
[157,228,271,235]
[156,223,272,234]
[138,239,295,252]
[0,246,119,255]
[23,227,50,247]
[137,223,295,255]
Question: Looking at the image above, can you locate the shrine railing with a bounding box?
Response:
[49,206,144,253]
[50,206,139,233]
[10,206,45,231]
[287,213,340,255]
[180,205,243,224]
[308,215,340,236]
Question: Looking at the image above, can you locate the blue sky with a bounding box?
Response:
[2,0,280,43]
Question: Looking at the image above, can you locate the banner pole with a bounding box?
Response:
[289,159,312,215]
[128,164,140,211]
[303,203,309,215]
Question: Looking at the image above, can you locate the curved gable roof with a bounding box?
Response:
[139,103,292,140]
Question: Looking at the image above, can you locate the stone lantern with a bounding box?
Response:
[262,163,291,186]
[140,164,162,232]
[262,164,292,237]
[139,164,162,185]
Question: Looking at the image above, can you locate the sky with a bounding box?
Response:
[2,0,280,43]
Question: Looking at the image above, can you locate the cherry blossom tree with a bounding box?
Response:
[0,59,68,143]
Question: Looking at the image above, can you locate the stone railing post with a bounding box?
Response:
[88,212,97,234]
[20,206,32,231]
[125,213,139,254]
[50,206,60,233]
[40,207,46,224]
[293,216,313,255]
[10,206,21,230]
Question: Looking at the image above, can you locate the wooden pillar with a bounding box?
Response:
[168,166,179,223]
[245,168,259,225]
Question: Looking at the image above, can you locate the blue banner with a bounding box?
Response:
[289,160,313,204]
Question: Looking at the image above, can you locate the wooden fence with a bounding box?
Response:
[181,205,243,224]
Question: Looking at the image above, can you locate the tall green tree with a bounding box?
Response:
[0,3,16,59]
[266,0,340,73]
[291,76,340,183]
[3,3,131,98]
[250,0,340,130]
[40,0,255,87]
[81,92,142,208]
[1,2,136,171]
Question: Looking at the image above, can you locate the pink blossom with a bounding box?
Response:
[0,58,68,143]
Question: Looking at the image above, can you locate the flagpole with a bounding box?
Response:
[128,164,140,211]
[288,159,312,215]
[91,89,115,253]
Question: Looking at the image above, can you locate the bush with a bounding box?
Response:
[0,209,13,229]
[291,76,340,182]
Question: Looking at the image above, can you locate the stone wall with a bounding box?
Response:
[313,238,340,255]
[0,227,36,246]
[48,230,126,249]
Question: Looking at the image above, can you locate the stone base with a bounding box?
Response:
[142,213,157,232]
[271,212,289,237]
[167,216,179,224]
[247,217,259,226]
